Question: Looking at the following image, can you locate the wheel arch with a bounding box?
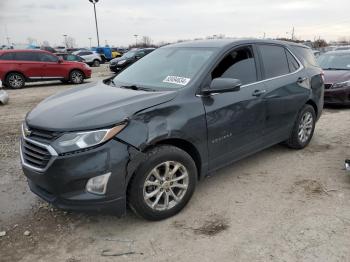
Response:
[152,138,202,180]
[69,68,85,79]
[4,71,26,81]
[306,99,318,118]
[126,137,203,188]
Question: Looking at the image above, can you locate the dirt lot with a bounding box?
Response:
[1,65,350,262]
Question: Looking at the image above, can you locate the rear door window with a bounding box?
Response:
[14,52,39,61]
[258,45,290,79]
[212,45,258,85]
[38,53,58,62]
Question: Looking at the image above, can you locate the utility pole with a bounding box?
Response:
[291,27,295,41]
[134,34,138,46]
[89,0,100,47]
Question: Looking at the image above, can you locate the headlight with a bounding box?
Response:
[53,124,126,153]
[117,60,126,65]
[332,80,350,89]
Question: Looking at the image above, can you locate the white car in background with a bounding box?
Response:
[72,50,102,67]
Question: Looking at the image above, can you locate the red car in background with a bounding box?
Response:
[0,50,91,89]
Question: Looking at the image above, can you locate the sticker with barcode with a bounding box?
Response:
[163,76,191,86]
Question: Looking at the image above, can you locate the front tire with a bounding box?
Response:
[286,104,316,149]
[5,72,25,89]
[69,70,84,84]
[128,145,197,221]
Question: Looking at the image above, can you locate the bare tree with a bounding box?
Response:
[141,36,152,46]
[65,36,76,48]
[42,40,50,47]
[314,39,328,48]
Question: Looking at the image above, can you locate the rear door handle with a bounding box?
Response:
[252,89,266,97]
[297,77,307,84]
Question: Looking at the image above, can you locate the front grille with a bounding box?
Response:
[27,128,61,143]
[22,139,52,170]
[325,84,333,89]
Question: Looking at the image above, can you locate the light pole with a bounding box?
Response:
[89,0,100,47]
[134,34,138,46]
[63,34,68,48]
[88,37,92,48]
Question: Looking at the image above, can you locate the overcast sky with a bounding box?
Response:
[1,0,350,47]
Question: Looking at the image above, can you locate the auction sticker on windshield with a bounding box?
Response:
[163,76,191,86]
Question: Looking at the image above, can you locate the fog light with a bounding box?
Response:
[86,173,111,195]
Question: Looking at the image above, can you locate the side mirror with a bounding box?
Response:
[58,57,64,63]
[202,78,241,95]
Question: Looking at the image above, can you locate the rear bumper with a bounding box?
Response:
[324,87,350,105]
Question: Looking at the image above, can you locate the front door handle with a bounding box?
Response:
[252,89,266,97]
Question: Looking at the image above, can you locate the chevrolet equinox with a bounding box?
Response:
[21,39,324,220]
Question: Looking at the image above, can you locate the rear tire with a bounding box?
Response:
[69,70,84,84]
[5,72,25,89]
[285,104,316,149]
[92,59,100,67]
[128,145,197,221]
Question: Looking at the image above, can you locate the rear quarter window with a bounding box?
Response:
[290,46,318,67]
[258,45,290,79]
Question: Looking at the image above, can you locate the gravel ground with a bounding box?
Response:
[0,65,350,262]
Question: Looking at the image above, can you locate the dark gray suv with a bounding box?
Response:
[21,39,324,220]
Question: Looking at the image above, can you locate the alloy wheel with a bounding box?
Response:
[71,71,83,84]
[298,111,313,143]
[143,161,189,211]
[8,74,23,88]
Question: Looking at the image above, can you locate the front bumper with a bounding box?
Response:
[84,68,92,79]
[324,87,350,105]
[21,138,130,216]
[109,64,124,73]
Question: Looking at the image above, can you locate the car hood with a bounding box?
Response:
[26,81,177,131]
[323,70,350,84]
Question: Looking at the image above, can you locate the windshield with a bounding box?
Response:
[113,47,216,90]
[122,51,137,59]
[317,53,350,70]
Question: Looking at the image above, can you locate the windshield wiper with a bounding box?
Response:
[120,85,155,92]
